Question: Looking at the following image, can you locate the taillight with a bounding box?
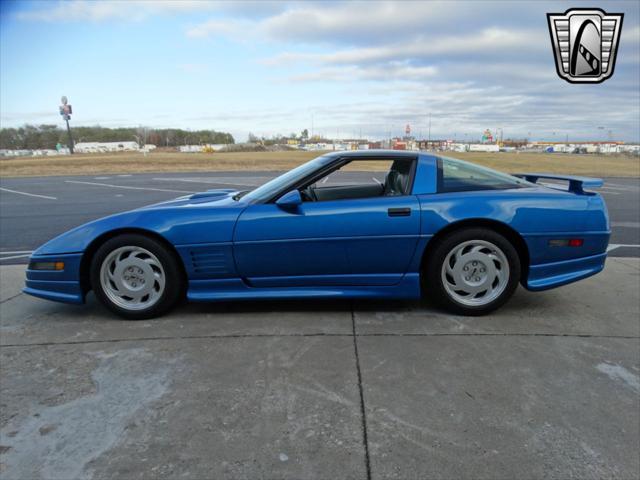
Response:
[549,239,584,247]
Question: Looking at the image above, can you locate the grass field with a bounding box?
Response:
[1,150,638,177]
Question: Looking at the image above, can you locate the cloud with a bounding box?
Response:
[286,63,438,83]
[16,0,202,22]
[187,1,544,43]
[16,0,292,23]
[264,27,542,67]
[261,1,449,44]
[185,19,249,39]
[622,25,640,44]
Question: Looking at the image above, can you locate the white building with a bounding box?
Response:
[469,144,500,152]
[620,144,640,154]
[75,141,140,153]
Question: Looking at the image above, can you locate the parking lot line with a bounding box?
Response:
[65,180,194,194]
[611,221,640,228]
[604,182,639,190]
[607,244,640,252]
[0,253,31,261]
[152,177,264,187]
[0,187,57,200]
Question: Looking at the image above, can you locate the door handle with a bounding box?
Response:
[388,207,411,217]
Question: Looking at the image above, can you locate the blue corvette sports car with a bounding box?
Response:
[25,151,609,319]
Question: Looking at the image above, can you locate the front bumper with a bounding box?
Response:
[525,252,607,291]
[23,253,85,304]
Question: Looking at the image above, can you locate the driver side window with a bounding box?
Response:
[301,158,414,202]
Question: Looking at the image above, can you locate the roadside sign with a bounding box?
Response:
[59,95,74,153]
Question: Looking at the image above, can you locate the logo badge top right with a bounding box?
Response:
[547,8,624,84]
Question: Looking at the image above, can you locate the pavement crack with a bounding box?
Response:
[0,292,23,304]
[359,332,639,339]
[351,306,372,480]
[1,331,637,349]
[0,332,350,348]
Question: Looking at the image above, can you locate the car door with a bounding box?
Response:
[233,180,421,287]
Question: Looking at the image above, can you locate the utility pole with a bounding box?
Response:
[59,96,74,154]
[428,113,432,144]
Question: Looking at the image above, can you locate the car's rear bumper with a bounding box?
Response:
[525,252,607,291]
[23,253,85,304]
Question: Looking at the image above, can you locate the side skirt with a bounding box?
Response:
[187,273,421,302]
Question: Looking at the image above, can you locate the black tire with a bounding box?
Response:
[90,234,184,320]
[424,228,521,316]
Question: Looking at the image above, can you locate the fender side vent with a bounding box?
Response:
[189,247,231,276]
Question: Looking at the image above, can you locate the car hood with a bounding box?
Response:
[140,188,242,209]
[33,189,249,256]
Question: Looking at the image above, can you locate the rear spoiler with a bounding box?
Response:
[513,173,603,194]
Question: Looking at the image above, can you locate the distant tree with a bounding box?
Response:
[0,124,235,149]
[301,129,309,140]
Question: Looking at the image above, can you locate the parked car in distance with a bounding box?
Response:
[25,151,609,319]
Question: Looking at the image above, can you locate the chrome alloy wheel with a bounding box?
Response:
[441,240,510,307]
[99,246,166,311]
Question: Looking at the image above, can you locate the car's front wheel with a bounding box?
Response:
[90,234,184,320]
[425,228,521,315]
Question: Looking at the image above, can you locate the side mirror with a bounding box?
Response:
[276,190,302,209]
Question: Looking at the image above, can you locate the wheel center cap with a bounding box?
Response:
[461,260,487,285]
[123,266,146,290]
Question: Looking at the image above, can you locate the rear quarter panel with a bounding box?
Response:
[417,187,610,264]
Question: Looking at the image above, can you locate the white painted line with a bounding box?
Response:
[604,182,639,190]
[152,177,264,187]
[611,221,640,228]
[0,187,57,200]
[601,186,632,192]
[117,174,132,177]
[0,254,32,261]
[607,244,640,252]
[65,180,194,194]
[94,176,110,180]
[0,250,32,255]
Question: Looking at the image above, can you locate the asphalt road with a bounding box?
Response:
[0,259,638,479]
[1,172,638,478]
[0,172,638,264]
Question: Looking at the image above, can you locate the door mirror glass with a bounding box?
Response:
[276,189,302,208]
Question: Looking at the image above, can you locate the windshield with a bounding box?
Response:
[241,155,333,203]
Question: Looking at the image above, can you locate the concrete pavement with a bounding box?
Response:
[0,258,638,479]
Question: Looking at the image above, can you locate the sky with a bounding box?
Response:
[0,0,639,142]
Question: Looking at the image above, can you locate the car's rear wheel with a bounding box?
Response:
[90,234,183,320]
[425,228,520,315]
